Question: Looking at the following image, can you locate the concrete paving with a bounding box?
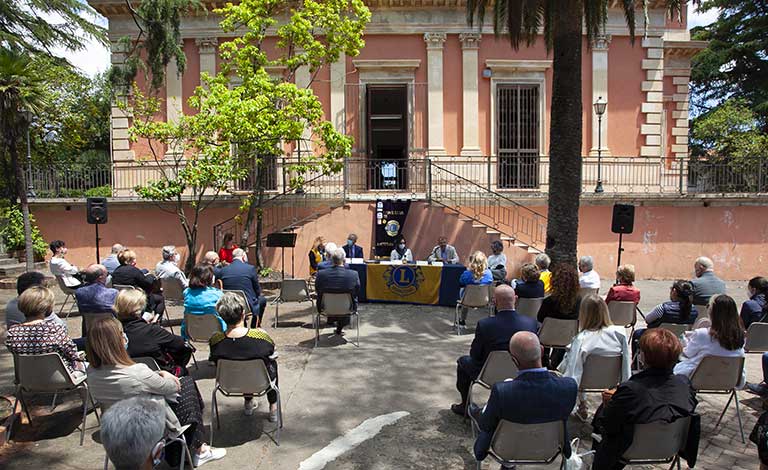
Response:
[0,279,763,469]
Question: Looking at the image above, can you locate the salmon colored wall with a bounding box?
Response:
[312,65,331,121]
[443,34,462,155]
[607,37,645,156]
[181,39,199,116]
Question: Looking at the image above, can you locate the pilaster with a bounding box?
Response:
[424,32,447,156]
[460,32,482,157]
[590,34,611,156]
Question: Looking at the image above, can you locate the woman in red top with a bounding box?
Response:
[218,233,238,264]
[605,264,641,304]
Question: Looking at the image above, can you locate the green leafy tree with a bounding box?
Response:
[466,0,695,265]
[692,99,768,160]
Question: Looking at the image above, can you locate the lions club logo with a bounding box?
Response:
[384,219,400,237]
[384,265,424,297]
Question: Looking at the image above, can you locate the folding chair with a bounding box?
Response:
[84,312,115,337]
[466,351,518,417]
[745,322,768,353]
[210,359,283,446]
[538,318,579,350]
[315,292,359,347]
[693,303,709,320]
[183,313,224,369]
[516,297,544,320]
[618,417,691,469]
[222,289,253,324]
[470,419,567,470]
[608,301,637,330]
[112,284,137,292]
[271,278,312,328]
[132,356,161,371]
[8,353,99,446]
[658,323,690,339]
[579,287,599,298]
[580,354,623,393]
[160,277,186,334]
[690,355,746,443]
[54,276,79,318]
[455,284,492,335]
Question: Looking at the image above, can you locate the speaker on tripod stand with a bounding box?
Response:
[86,197,108,263]
[611,204,634,273]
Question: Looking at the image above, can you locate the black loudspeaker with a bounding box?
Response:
[611,204,635,234]
[86,197,108,224]
[266,232,297,248]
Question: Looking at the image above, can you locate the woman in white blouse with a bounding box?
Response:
[559,294,631,418]
[674,294,746,386]
[390,236,414,263]
[487,240,508,282]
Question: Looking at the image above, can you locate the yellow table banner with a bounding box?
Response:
[365,264,441,305]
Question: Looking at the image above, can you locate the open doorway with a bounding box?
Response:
[366,85,408,190]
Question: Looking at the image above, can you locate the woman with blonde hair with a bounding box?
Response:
[86,317,226,467]
[116,289,192,376]
[308,236,325,276]
[558,294,631,419]
[457,251,493,326]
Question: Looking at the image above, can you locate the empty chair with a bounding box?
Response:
[466,351,519,415]
[619,417,691,469]
[9,353,99,445]
[473,420,567,470]
[516,297,544,320]
[608,301,636,329]
[538,318,579,349]
[315,292,359,347]
[271,278,313,328]
[210,359,283,446]
[455,284,492,335]
[161,277,185,304]
[690,355,746,443]
[658,323,690,339]
[745,322,768,353]
[579,287,599,298]
[579,355,623,392]
[54,276,78,317]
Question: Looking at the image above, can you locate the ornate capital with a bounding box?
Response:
[195,37,219,54]
[424,32,447,50]
[459,32,481,50]
[591,34,611,51]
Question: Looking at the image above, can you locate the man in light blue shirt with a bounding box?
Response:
[101,243,124,274]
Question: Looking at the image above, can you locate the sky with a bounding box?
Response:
[60,3,720,78]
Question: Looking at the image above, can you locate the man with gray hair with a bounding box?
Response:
[202,251,220,267]
[535,253,552,294]
[578,255,601,290]
[317,242,338,271]
[471,331,578,463]
[155,245,189,288]
[101,397,166,470]
[690,256,726,305]
[101,243,124,274]
[315,247,360,336]
[215,248,267,327]
[75,264,118,336]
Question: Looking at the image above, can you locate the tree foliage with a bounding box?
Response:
[691,99,768,161]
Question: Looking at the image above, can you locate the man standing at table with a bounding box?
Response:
[428,236,460,264]
[343,233,364,259]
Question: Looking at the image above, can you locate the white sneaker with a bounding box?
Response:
[243,398,259,416]
[195,447,227,467]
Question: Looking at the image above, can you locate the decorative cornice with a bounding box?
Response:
[591,33,612,51]
[459,32,481,50]
[195,37,219,54]
[485,59,552,73]
[423,32,447,50]
[664,40,708,58]
[352,59,421,72]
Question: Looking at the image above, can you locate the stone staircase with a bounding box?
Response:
[0,252,48,289]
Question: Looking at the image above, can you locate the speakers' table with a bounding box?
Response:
[348,262,465,307]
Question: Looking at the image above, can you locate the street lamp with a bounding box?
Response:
[20,109,35,198]
[593,96,607,193]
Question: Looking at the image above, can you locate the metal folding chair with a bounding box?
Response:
[315,292,359,347]
[159,277,186,334]
[271,278,312,328]
[608,301,637,331]
[516,297,544,320]
[658,323,690,339]
[538,318,579,350]
[54,276,79,318]
[580,354,623,392]
[132,356,161,371]
[466,351,518,418]
[691,355,746,443]
[618,417,692,469]
[455,284,492,335]
[745,322,768,353]
[222,289,253,324]
[183,313,224,369]
[470,419,567,470]
[579,287,599,298]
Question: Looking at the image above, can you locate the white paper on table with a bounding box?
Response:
[380,260,394,265]
[431,262,444,267]
[416,261,428,266]
[350,258,365,264]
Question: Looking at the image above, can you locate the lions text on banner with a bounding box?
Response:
[366,264,441,305]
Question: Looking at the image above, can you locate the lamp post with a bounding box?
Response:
[20,109,35,198]
[593,96,607,193]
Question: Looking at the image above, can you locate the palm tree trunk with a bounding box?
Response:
[8,135,33,270]
[545,0,583,266]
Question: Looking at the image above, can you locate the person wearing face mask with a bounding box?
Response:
[390,236,413,263]
[342,233,364,259]
[156,245,189,288]
[49,239,83,288]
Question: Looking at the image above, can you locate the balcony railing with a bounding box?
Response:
[26,155,768,200]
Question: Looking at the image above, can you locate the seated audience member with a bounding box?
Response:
[6,286,85,375]
[591,328,698,470]
[86,318,226,467]
[202,251,220,267]
[182,264,225,338]
[673,294,746,386]
[578,255,601,290]
[741,276,768,328]
[538,263,582,368]
[558,295,631,418]
[215,249,268,327]
[635,280,697,341]
[451,285,537,416]
[6,271,65,329]
[390,236,414,263]
[112,249,165,316]
[471,332,578,463]
[747,353,768,397]
[218,233,238,265]
[514,263,545,299]
[116,289,192,376]
[457,251,494,327]
[605,264,641,304]
[535,253,552,294]
[487,241,508,282]
[690,256,726,305]
[209,293,279,421]
[427,236,460,264]
[316,242,338,271]
[75,264,119,336]
[101,243,124,275]
[308,236,325,276]
[101,397,166,470]
[343,233,364,259]
[155,245,189,289]
[315,248,360,336]
[49,239,82,288]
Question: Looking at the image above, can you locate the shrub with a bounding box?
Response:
[0,206,48,259]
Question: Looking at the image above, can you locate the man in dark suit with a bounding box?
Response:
[215,248,267,327]
[451,284,538,416]
[342,233,364,259]
[315,248,360,335]
[472,331,578,462]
